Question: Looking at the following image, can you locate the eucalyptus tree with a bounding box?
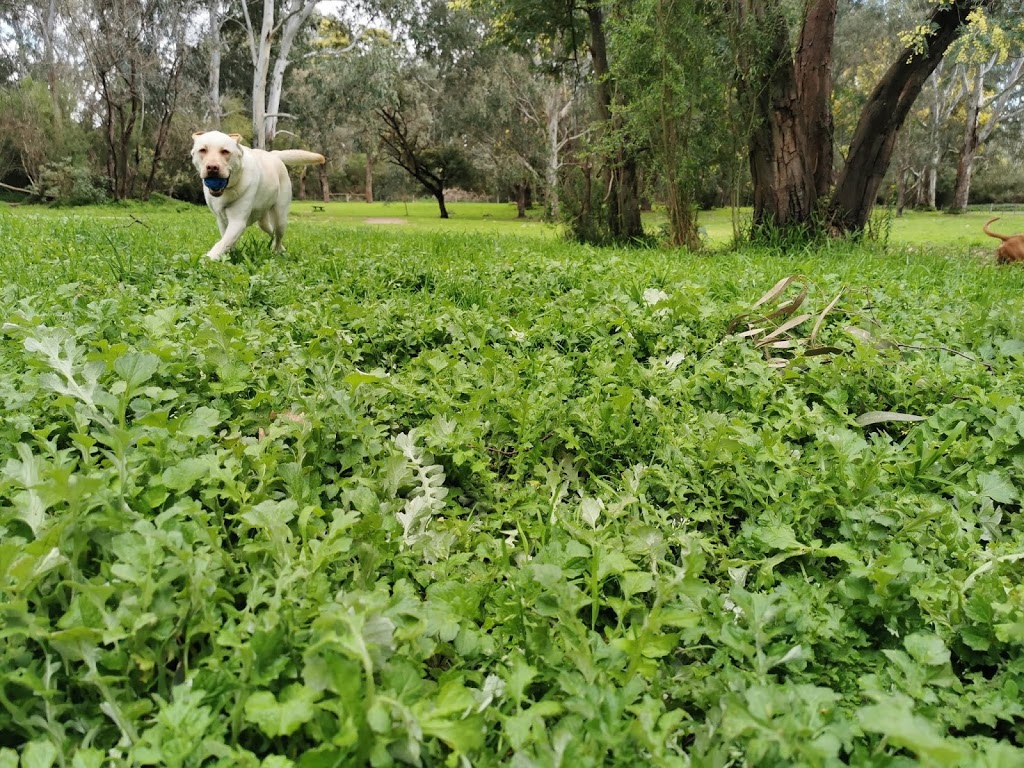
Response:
[453,50,582,218]
[377,91,477,218]
[76,0,200,199]
[832,0,1002,230]
[0,0,87,186]
[289,23,402,201]
[946,10,1024,212]
[370,0,489,217]
[237,0,320,148]
[728,0,1001,236]
[609,0,732,248]
[471,0,644,243]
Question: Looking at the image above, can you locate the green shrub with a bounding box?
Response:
[33,158,109,205]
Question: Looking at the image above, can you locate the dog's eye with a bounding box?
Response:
[220,149,231,156]
[198,148,207,154]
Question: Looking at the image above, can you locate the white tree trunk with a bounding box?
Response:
[264,0,318,144]
[207,0,223,126]
[541,83,575,220]
[43,0,62,127]
[241,0,319,149]
[950,55,1024,211]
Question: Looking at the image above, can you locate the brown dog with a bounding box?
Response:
[984,217,1024,264]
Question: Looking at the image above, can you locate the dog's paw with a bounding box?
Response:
[206,252,222,261]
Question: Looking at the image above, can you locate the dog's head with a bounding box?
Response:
[191,131,244,197]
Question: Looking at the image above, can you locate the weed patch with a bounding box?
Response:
[2,210,1024,765]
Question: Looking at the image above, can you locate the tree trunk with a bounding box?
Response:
[244,0,318,148]
[795,0,837,200]
[896,169,907,217]
[829,0,987,233]
[249,0,274,148]
[207,0,222,126]
[434,190,449,219]
[585,0,643,243]
[298,167,307,200]
[734,0,835,233]
[948,56,1024,213]
[264,3,317,145]
[545,103,561,219]
[43,0,62,130]
[365,151,374,203]
[949,67,982,213]
[143,37,185,199]
[516,183,527,218]
[319,164,330,202]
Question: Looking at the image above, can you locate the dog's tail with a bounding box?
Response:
[272,149,326,167]
[984,217,1009,242]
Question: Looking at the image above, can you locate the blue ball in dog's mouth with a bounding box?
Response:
[204,177,228,192]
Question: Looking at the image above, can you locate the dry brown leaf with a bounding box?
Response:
[810,289,844,345]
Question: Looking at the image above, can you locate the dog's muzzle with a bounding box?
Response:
[204,177,229,197]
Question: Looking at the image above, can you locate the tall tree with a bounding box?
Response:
[207,0,226,126]
[946,12,1024,212]
[731,0,995,236]
[472,0,644,243]
[829,0,995,231]
[730,0,837,233]
[239,0,319,148]
[611,0,731,248]
[378,101,474,218]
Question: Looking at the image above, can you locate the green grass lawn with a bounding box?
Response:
[14,198,1023,254]
[3,204,1024,765]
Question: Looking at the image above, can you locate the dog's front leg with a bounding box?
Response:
[205,216,248,261]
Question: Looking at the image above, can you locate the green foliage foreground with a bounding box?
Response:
[3,209,1024,767]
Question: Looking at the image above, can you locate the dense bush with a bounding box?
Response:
[33,158,109,205]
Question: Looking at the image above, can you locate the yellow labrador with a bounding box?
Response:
[191,131,325,261]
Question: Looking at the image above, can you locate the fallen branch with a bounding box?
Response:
[0,181,32,196]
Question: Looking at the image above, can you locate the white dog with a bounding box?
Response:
[191,130,325,260]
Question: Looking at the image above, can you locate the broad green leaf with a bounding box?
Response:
[114,352,160,389]
[754,523,803,551]
[855,411,926,427]
[976,471,1017,504]
[21,741,58,768]
[243,685,318,738]
[858,698,964,764]
[904,632,950,666]
[343,370,388,388]
[70,750,105,768]
[161,456,216,491]
[178,406,223,439]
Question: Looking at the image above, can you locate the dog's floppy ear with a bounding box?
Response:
[228,133,243,144]
[192,131,206,139]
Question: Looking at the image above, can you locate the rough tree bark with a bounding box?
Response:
[733,0,835,232]
[319,164,330,203]
[584,0,643,242]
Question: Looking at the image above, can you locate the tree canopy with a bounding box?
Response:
[1,0,1021,239]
